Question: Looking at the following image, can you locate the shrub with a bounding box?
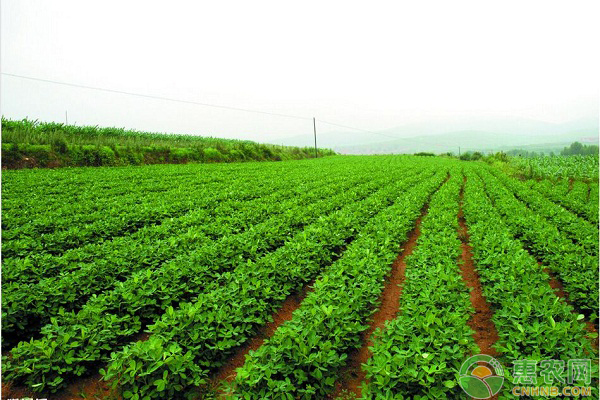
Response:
[51,138,69,154]
[203,147,224,162]
[228,149,245,162]
[98,146,116,165]
[170,148,194,163]
[2,143,22,166]
[471,151,483,160]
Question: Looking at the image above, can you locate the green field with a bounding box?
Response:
[1,156,598,399]
[508,154,599,181]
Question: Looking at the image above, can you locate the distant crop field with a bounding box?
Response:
[1,156,598,399]
[509,154,599,181]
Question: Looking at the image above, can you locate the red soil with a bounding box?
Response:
[457,207,500,358]
[208,282,315,395]
[458,178,501,400]
[331,206,428,399]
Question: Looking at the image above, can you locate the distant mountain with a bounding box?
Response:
[336,130,598,155]
[273,115,599,154]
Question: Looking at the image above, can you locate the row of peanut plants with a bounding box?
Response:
[529,179,598,226]
[3,161,434,393]
[478,169,599,321]
[98,170,448,399]
[462,169,597,398]
[2,168,353,284]
[362,172,478,398]
[2,160,353,259]
[2,171,389,349]
[489,168,598,256]
[231,170,447,399]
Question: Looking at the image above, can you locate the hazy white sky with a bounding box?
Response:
[1,0,598,144]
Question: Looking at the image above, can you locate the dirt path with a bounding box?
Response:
[458,177,501,400]
[207,282,315,397]
[457,205,500,357]
[330,205,429,399]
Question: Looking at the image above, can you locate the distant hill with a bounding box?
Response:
[335,130,598,155]
[274,115,599,154]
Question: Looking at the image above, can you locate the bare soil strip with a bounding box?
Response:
[542,264,599,349]
[458,179,500,358]
[330,205,429,399]
[207,282,315,396]
[331,174,449,399]
[458,179,502,400]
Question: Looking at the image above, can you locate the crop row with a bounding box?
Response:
[489,169,598,256]
[231,171,447,399]
[1,171,219,235]
[2,170,298,259]
[478,169,599,320]
[1,157,358,234]
[2,158,357,257]
[0,158,404,244]
[509,154,599,181]
[1,156,274,202]
[1,172,387,349]
[3,162,368,283]
[530,179,598,226]
[3,165,436,392]
[462,169,597,397]
[2,170,347,284]
[363,172,477,398]
[96,170,447,399]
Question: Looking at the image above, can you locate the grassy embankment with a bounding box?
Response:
[1,118,335,168]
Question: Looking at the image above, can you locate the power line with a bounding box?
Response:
[2,72,418,144]
[1,72,312,122]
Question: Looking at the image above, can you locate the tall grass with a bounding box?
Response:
[1,118,336,168]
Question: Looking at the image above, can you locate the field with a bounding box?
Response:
[508,154,599,181]
[1,155,598,399]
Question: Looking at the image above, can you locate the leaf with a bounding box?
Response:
[154,379,166,391]
[443,380,456,388]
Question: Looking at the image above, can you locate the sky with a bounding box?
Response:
[1,0,598,145]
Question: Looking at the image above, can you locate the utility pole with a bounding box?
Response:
[65,111,68,125]
[313,117,318,158]
[458,146,461,157]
